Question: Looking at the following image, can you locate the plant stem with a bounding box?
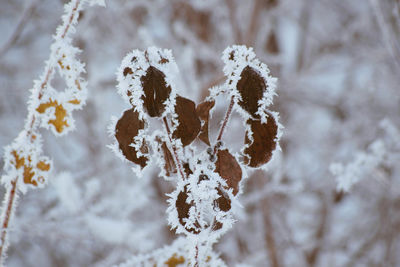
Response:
[162,117,186,180]
[0,179,19,265]
[0,0,83,264]
[194,244,199,267]
[214,95,235,155]
[263,197,280,267]
[26,0,81,136]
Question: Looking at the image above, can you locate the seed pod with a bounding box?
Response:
[115,108,148,168]
[243,114,278,168]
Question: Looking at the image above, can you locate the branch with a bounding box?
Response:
[0,0,38,58]
[244,0,264,47]
[263,197,280,267]
[162,117,186,181]
[0,180,19,266]
[0,0,101,263]
[305,193,328,267]
[213,95,235,155]
[224,0,242,43]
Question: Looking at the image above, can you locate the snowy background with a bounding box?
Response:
[1,0,400,266]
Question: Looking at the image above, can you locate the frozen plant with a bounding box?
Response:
[0,0,105,265]
[110,45,282,266]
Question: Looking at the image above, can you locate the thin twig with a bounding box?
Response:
[263,197,280,267]
[369,0,400,71]
[0,0,83,262]
[162,117,186,181]
[305,193,328,267]
[194,244,199,267]
[296,0,314,72]
[244,0,263,47]
[0,180,18,265]
[0,0,38,58]
[213,95,235,155]
[224,0,242,43]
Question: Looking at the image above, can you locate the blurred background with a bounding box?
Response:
[0,0,400,266]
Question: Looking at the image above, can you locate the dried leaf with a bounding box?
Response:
[215,149,242,195]
[236,66,266,118]
[164,254,185,267]
[36,100,68,133]
[68,99,81,105]
[214,187,231,212]
[244,115,278,167]
[115,108,148,168]
[182,162,193,177]
[156,138,177,177]
[140,66,172,117]
[196,100,215,145]
[23,166,35,186]
[36,161,50,171]
[123,67,133,76]
[172,96,201,147]
[11,151,50,186]
[176,185,200,234]
[211,187,231,232]
[212,221,223,231]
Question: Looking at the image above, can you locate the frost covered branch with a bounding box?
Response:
[331,119,400,192]
[0,0,104,264]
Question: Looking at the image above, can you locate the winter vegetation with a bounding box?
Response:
[0,0,399,266]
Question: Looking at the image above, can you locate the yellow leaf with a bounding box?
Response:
[37,161,50,171]
[164,254,185,267]
[37,100,69,133]
[68,99,80,105]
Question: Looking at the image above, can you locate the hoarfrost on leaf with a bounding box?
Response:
[111,45,281,266]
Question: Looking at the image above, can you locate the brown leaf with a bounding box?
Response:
[115,108,148,168]
[156,137,177,177]
[211,187,232,232]
[244,115,278,168]
[176,185,201,234]
[214,187,231,212]
[172,96,201,147]
[182,162,193,177]
[212,221,223,231]
[123,67,133,76]
[196,100,215,145]
[140,66,172,117]
[236,66,266,118]
[215,149,242,195]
